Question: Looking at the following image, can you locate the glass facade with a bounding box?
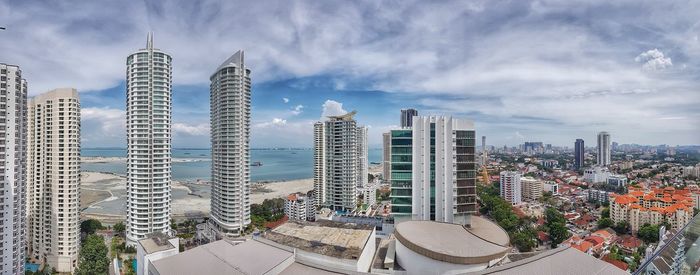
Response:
[390,129,412,218]
[636,215,700,274]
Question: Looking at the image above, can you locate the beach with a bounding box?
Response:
[80,171,313,222]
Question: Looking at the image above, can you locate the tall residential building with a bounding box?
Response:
[357,126,368,188]
[400,108,418,128]
[0,63,28,275]
[382,132,391,183]
[574,139,584,169]
[208,50,252,238]
[390,116,477,225]
[597,131,611,166]
[26,89,80,273]
[125,34,173,244]
[500,171,522,205]
[521,176,543,202]
[313,122,326,207]
[313,111,366,211]
[481,135,486,152]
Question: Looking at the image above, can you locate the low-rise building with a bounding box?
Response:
[588,189,612,203]
[610,186,694,232]
[607,174,628,188]
[544,182,559,195]
[521,177,543,202]
[136,233,179,275]
[584,166,611,183]
[284,192,315,222]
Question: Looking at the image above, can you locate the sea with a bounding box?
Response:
[81,148,383,182]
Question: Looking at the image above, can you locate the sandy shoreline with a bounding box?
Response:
[80,171,313,221]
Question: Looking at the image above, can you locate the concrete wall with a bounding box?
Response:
[356,228,377,272]
[395,239,489,275]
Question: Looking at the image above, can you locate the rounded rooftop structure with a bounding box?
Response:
[394,216,510,274]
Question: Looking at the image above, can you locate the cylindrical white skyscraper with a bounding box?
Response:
[208,50,251,238]
[125,33,173,244]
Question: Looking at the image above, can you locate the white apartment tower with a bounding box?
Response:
[597,131,611,166]
[27,89,80,273]
[125,34,173,244]
[313,122,326,207]
[0,63,28,275]
[208,50,251,238]
[410,116,477,224]
[313,111,367,211]
[500,171,522,205]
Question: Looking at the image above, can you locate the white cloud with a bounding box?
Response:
[635,49,673,71]
[283,97,290,103]
[255,118,287,128]
[320,100,347,119]
[81,107,125,147]
[291,104,304,115]
[173,123,209,136]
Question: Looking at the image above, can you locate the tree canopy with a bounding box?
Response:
[80,219,104,235]
[75,234,110,275]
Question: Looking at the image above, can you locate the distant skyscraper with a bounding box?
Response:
[575,139,585,169]
[500,171,522,205]
[313,111,366,211]
[597,132,611,166]
[382,132,391,183]
[400,108,418,128]
[482,135,486,152]
[125,33,173,244]
[390,116,477,225]
[27,89,80,273]
[0,63,28,275]
[208,50,251,238]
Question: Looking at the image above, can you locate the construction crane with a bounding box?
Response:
[480,166,490,185]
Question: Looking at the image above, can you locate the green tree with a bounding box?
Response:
[601,207,610,218]
[597,217,614,229]
[80,219,104,235]
[613,221,630,234]
[545,207,569,247]
[638,223,660,243]
[113,222,126,236]
[512,231,536,252]
[75,235,110,275]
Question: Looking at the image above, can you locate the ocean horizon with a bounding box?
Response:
[81,148,382,182]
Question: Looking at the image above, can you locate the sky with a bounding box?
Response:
[1,0,699,148]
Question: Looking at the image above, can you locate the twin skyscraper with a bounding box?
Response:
[124,34,251,245]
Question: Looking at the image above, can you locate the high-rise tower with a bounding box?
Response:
[597,132,611,166]
[125,33,173,244]
[574,139,584,169]
[390,116,477,225]
[313,111,366,211]
[27,88,80,273]
[400,108,418,128]
[0,63,28,275]
[208,50,251,238]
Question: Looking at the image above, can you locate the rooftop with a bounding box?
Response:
[138,232,176,254]
[469,246,629,275]
[264,221,374,259]
[394,216,510,265]
[151,240,293,275]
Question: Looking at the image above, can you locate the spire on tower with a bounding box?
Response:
[147,32,153,49]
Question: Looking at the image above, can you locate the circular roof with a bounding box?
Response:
[394,216,510,265]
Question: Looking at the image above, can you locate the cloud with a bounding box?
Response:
[291,104,304,115]
[635,49,673,71]
[173,123,209,136]
[320,100,347,119]
[255,118,287,128]
[81,107,125,147]
[283,97,290,103]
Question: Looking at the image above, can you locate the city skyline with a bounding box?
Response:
[1,1,698,149]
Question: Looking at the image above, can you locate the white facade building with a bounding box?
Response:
[26,88,80,273]
[136,233,179,275]
[521,176,543,202]
[411,116,477,224]
[607,174,628,188]
[0,63,28,275]
[500,171,522,205]
[313,111,367,211]
[208,50,251,238]
[597,131,611,166]
[544,182,559,194]
[284,192,314,221]
[584,166,611,183]
[125,34,173,244]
